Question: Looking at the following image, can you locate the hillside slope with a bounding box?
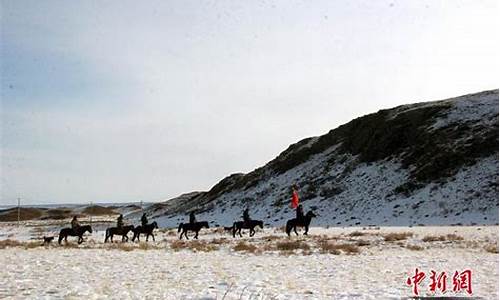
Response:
[135,90,499,228]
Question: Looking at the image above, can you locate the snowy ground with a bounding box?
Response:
[0,221,498,299]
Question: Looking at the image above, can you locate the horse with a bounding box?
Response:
[177,221,209,240]
[104,225,135,243]
[285,211,316,236]
[232,219,263,238]
[132,221,158,242]
[58,225,93,244]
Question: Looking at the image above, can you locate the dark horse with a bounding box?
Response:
[232,219,263,238]
[177,221,209,240]
[104,225,135,243]
[286,211,316,236]
[58,225,93,244]
[132,221,158,242]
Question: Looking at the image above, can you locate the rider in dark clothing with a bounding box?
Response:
[117,214,124,229]
[141,213,148,227]
[242,208,250,225]
[296,204,304,223]
[189,211,196,224]
[71,216,80,233]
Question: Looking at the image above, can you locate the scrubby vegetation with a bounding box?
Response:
[384,232,413,242]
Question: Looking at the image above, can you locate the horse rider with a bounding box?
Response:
[296,204,305,223]
[117,214,124,229]
[141,213,148,227]
[189,211,196,224]
[71,216,80,234]
[242,208,250,226]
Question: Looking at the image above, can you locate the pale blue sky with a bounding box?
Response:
[1,0,498,205]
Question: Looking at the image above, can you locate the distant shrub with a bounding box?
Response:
[355,240,370,247]
[406,244,424,251]
[384,232,413,242]
[233,242,258,253]
[484,244,498,254]
[421,234,462,243]
[422,235,446,242]
[445,234,464,241]
[0,239,23,249]
[276,241,310,251]
[318,241,359,255]
[348,231,366,237]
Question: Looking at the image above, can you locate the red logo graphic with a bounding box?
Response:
[406,268,472,296]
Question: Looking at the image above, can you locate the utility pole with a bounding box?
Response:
[17,197,21,227]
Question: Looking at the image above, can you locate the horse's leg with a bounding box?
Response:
[238,228,243,237]
[304,225,309,235]
[294,226,298,236]
[152,233,155,242]
[194,230,199,239]
[232,226,236,238]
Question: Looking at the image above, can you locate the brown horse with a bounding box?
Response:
[177,221,209,240]
[132,221,158,242]
[58,225,93,244]
[232,219,263,238]
[104,225,135,243]
[285,211,316,236]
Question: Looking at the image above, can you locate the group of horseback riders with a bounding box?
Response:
[65,184,311,242]
[70,212,149,235]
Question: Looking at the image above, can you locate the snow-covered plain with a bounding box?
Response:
[0,221,497,299]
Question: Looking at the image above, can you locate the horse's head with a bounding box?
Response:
[152,221,158,229]
[85,225,93,233]
[203,221,209,228]
[258,220,264,229]
[306,211,317,218]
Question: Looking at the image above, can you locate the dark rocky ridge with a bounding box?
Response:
[141,89,498,226]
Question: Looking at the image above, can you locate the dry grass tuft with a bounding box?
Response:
[261,235,281,241]
[384,232,413,242]
[484,244,498,254]
[170,240,187,251]
[170,240,217,252]
[210,238,229,245]
[233,241,258,253]
[422,235,446,242]
[276,240,310,251]
[406,244,424,251]
[355,240,371,247]
[445,234,464,241]
[348,231,366,237]
[0,239,23,249]
[318,241,359,255]
[187,241,218,252]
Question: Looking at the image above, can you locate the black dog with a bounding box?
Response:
[42,236,54,245]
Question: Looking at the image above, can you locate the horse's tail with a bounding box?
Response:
[178,223,183,233]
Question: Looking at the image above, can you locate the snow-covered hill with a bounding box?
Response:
[136,90,499,228]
